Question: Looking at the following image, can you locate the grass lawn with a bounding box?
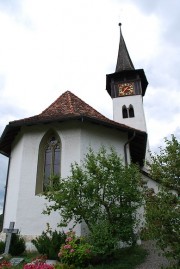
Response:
[1,245,147,269]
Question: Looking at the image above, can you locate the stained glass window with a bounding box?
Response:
[43,136,60,190]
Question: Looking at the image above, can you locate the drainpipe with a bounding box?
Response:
[2,156,11,228]
[124,131,136,166]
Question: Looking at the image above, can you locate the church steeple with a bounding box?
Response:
[106,23,148,132]
[115,23,134,72]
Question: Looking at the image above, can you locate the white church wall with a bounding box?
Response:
[3,133,24,229]
[113,95,147,132]
[80,122,128,163]
[3,123,82,237]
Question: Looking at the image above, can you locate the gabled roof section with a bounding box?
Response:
[115,23,134,72]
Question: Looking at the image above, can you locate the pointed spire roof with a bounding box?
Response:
[115,23,134,72]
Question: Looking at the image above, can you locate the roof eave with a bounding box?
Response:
[0,115,147,165]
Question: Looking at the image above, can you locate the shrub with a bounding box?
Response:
[58,231,92,267]
[23,263,54,269]
[9,233,26,256]
[55,265,75,269]
[0,260,12,269]
[0,241,5,254]
[32,224,66,260]
[87,220,120,263]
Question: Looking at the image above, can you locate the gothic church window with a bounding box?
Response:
[36,130,61,194]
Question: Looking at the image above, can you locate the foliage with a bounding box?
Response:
[85,246,147,269]
[144,188,180,263]
[88,220,119,258]
[0,240,5,254]
[31,224,66,260]
[55,264,75,269]
[9,233,26,256]
[149,135,180,193]
[0,245,147,269]
[145,135,180,264]
[58,231,92,267]
[43,147,144,256]
[163,266,180,269]
[0,260,12,269]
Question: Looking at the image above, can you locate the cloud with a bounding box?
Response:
[0,0,21,14]
[0,100,28,136]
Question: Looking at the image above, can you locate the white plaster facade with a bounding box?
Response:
[113,95,147,132]
[3,121,129,238]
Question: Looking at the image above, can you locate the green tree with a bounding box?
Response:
[43,147,144,255]
[145,135,180,264]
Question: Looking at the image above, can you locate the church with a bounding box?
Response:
[0,24,157,243]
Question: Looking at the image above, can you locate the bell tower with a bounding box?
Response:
[106,23,148,132]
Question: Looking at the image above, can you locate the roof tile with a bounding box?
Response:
[10,91,121,126]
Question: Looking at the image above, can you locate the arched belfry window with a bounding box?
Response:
[36,130,61,194]
[122,105,128,118]
[129,105,135,118]
[122,105,135,119]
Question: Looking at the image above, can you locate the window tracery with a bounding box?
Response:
[36,131,61,194]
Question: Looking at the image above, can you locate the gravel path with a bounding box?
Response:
[136,241,176,269]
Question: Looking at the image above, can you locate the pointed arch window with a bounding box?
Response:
[122,105,128,118]
[36,131,61,194]
[44,136,61,187]
[129,105,135,118]
[122,104,135,119]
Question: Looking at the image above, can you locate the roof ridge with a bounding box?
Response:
[67,91,74,114]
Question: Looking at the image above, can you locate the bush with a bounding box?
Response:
[0,241,5,254]
[23,263,54,269]
[58,231,92,267]
[0,260,12,269]
[9,233,26,256]
[88,220,119,259]
[55,265,75,269]
[32,224,66,260]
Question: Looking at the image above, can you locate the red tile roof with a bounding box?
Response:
[39,90,111,121]
[0,91,147,165]
[8,91,132,129]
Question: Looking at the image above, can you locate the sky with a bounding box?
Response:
[0,0,180,213]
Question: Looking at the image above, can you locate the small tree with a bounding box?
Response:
[145,135,180,264]
[43,147,144,255]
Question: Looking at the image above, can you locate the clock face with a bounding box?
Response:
[118,82,134,96]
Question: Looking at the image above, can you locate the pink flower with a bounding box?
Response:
[65,237,73,242]
[70,249,75,253]
[23,264,54,269]
[64,244,71,249]
[58,252,62,257]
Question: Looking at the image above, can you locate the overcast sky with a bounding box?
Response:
[0,0,180,213]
